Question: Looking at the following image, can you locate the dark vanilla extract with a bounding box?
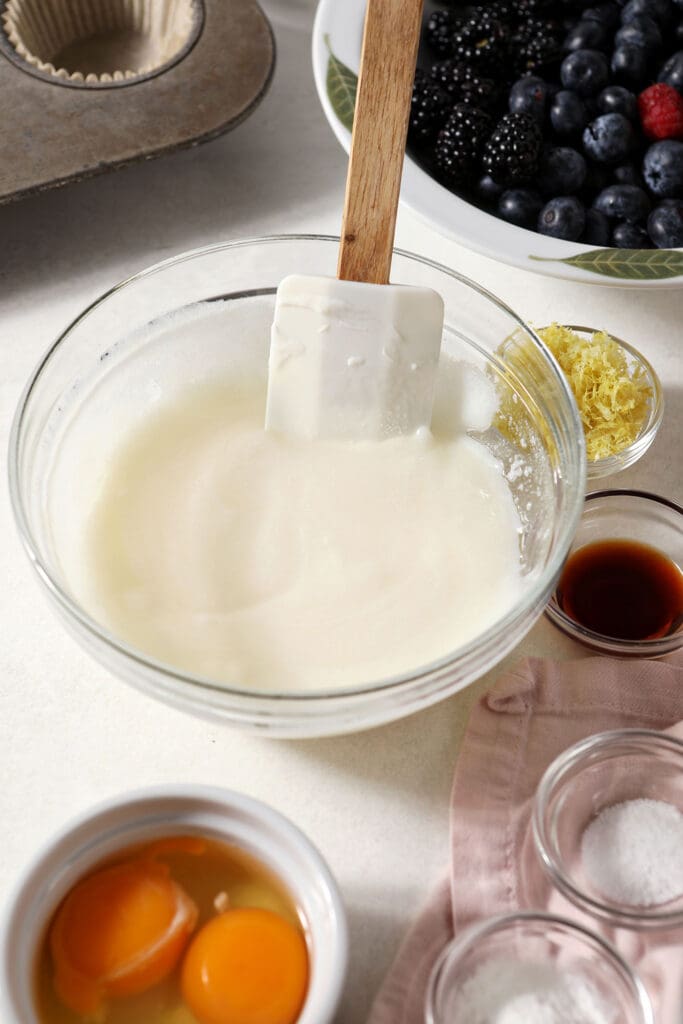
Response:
[557,539,683,641]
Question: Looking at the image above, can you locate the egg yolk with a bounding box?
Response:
[180,907,308,1024]
[50,858,198,1016]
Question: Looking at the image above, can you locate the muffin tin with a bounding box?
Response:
[0,0,275,203]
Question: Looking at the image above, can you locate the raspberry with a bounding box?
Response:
[638,83,683,141]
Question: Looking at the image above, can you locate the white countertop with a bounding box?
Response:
[1,2,681,1020]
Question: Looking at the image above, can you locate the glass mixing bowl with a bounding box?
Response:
[9,235,585,737]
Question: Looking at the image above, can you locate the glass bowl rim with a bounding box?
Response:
[532,727,683,930]
[536,324,664,481]
[544,488,683,656]
[425,909,655,1024]
[8,233,586,704]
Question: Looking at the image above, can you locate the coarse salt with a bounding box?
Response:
[581,798,683,907]
[449,959,615,1023]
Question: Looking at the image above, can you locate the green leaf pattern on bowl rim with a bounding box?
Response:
[325,35,357,133]
[530,248,683,281]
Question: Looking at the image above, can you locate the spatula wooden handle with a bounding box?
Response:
[337,0,424,285]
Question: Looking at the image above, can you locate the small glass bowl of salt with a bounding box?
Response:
[425,911,653,1024]
[533,729,683,931]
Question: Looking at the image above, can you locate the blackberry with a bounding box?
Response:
[472,1,515,27]
[409,70,448,142]
[511,17,563,75]
[434,105,495,189]
[450,13,508,73]
[482,112,543,184]
[430,60,500,111]
[510,0,556,22]
[426,9,458,57]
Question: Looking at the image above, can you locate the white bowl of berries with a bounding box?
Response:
[313,0,683,287]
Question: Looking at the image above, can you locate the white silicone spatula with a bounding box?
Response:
[266,0,444,440]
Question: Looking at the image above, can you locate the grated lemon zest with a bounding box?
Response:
[538,324,652,462]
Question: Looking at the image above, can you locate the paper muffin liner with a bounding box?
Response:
[2,0,199,84]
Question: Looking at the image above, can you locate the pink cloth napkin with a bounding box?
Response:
[368,653,683,1024]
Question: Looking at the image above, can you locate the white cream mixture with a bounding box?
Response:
[52,298,525,693]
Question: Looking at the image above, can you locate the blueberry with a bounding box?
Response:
[584,95,601,119]
[550,90,588,137]
[561,49,609,96]
[583,112,635,163]
[658,51,683,93]
[611,44,649,86]
[582,163,612,197]
[612,221,653,246]
[476,173,504,202]
[647,199,683,246]
[498,188,544,227]
[563,20,610,52]
[593,183,651,221]
[582,208,612,244]
[597,85,638,121]
[509,76,548,124]
[537,145,587,194]
[538,196,587,239]
[582,4,621,30]
[621,0,672,26]
[643,140,683,197]
[613,162,645,187]
[614,18,662,55]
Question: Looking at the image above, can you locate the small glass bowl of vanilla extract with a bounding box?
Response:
[546,490,683,657]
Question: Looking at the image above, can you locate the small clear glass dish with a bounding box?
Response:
[540,326,664,481]
[0,785,348,1024]
[545,489,683,657]
[533,729,683,931]
[425,912,654,1024]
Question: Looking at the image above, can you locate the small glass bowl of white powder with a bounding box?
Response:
[425,912,653,1024]
[534,729,683,930]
